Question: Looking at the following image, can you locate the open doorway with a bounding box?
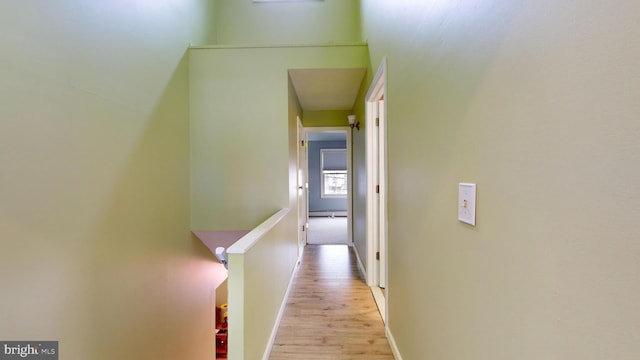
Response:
[366,59,388,323]
[289,67,365,249]
[304,127,352,246]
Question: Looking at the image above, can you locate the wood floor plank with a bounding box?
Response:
[268,245,394,360]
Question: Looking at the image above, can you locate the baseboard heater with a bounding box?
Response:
[309,211,347,217]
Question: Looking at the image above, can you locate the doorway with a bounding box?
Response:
[302,127,352,247]
[366,59,388,322]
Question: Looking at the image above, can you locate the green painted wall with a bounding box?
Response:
[0,1,218,359]
[302,110,353,127]
[215,0,361,45]
[189,45,368,231]
[362,1,640,359]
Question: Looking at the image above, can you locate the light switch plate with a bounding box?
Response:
[458,183,476,226]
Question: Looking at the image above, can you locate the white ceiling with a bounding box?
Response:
[289,68,367,111]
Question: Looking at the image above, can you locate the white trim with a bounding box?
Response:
[378,99,388,288]
[227,208,290,254]
[261,251,304,360]
[365,57,388,286]
[386,326,404,360]
[353,243,367,280]
[297,116,307,256]
[365,102,377,286]
[365,57,389,325]
[370,286,386,323]
[365,56,388,100]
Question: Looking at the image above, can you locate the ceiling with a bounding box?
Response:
[289,68,367,111]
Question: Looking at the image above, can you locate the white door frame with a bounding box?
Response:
[365,58,388,321]
[296,116,308,256]
[304,126,353,246]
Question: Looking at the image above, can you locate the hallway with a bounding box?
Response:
[269,245,394,360]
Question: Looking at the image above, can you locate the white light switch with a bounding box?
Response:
[458,183,476,226]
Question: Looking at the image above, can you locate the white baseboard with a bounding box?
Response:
[261,250,303,360]
[386,326,404,360]
[352,244,367,282]
[370,286,386,324]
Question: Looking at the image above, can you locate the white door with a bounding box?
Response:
[376,99,387,289]
[297,117,308,254]
[366,59,388,322]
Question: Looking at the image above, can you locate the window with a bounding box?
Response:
[322,170,347,197]
[320,149,347,198]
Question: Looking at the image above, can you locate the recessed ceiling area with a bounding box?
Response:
[289,68,367,111]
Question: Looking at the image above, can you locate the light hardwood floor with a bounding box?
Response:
[269,245,394,360]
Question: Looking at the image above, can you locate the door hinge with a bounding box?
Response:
[302,225,305,232]
[376,117,380,127]
[376,251,380,260]
[376,185,380,194]
[301,140,305,147]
